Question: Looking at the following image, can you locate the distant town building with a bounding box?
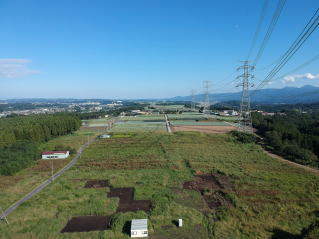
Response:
[42,151,70,159]
[131,219,148,238]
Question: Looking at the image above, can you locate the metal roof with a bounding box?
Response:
[131,219,148,230]
[42,151,69,155]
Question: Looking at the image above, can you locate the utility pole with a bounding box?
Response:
[236,61,254,133]
[203,81,211,114]
[191,89,196,111]
[51,159,54,181]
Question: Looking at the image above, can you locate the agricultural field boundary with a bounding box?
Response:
[0,137,97,221]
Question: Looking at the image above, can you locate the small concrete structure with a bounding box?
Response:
[131,219,148,238]
[178,219,183,227]
[42,151,69,159]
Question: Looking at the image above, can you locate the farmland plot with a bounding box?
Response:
[0,132,318,239]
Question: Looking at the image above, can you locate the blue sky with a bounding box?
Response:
[0,0,318,99]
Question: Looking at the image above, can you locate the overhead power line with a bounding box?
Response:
[246,0,269,60]
[253,0,287,66]
[252,53,319,91]
[254,8,319,92]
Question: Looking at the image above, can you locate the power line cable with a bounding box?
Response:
[254,8,319,92]
[253,0,287,66]
[253,53,319,91]
[246,0,269,60]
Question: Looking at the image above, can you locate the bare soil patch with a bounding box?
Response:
[61,216,111,233]
[84,180,109,188]
[107,187,152,212]
[171,125,236,134]
[183,173,232,191]
[183,173,234,210]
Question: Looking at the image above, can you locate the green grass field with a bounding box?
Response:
[0,131,318,238]
[0,127,101,211]
[110,121,167,132]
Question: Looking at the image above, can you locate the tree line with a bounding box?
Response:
[252,111,319,168]
[0,114,81,175]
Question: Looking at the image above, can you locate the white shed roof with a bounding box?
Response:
[131,219,148,230]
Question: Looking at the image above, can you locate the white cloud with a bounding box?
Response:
[0,58,38,78]
[282,73,319,83]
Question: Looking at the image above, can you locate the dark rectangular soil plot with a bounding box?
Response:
[61,216,111,233]
[84,180,109,188]
[118,200,152,212]
[107,187,152,212]
[107,187,134,203]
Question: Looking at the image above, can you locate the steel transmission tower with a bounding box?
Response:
[191,89,196,110]
[203,81,211,113]
[236,61,254,133]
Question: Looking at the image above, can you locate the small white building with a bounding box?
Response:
[131,219,148,238]
[42,151,69,159]
[99,134,111,139]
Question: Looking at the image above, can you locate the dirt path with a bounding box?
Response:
[263,149,319,177]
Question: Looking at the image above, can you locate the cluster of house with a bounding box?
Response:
[0,107,69,118]
[120,110,150,116]
[215,110,239,116]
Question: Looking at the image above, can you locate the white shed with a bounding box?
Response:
[131,219,148,238]
[42,151,69,159]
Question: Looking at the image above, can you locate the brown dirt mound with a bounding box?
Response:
[107,187,152,212]
[171,125,236,134]
[203,191,233,209]
[183,173,234,210]
[183,173,232,192]
[84,180,109,188]
[61,216,111,233]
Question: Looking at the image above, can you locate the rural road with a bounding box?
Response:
[0,137,97,221]
[164,114,172,133]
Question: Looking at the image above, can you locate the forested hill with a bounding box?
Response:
[252,112,319,168]
[0,114,81,175]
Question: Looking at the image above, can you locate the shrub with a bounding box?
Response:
[230,131,257,144]
[150,189,175,216]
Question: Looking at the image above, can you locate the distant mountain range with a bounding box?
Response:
[2,85,319,105]
[168,85,319,104]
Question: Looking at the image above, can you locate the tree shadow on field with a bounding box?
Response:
[122,221,131,236]
[271,228,300,239]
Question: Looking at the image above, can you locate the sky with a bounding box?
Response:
[0,0,318,99]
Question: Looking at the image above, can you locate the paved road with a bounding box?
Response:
[164,114,172,133]
[0,137,96,221]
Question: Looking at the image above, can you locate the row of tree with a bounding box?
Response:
[0,114,81,175]
[252,111,319,168]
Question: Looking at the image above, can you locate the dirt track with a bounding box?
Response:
[171,125,236,134]
[264,150,319,177]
